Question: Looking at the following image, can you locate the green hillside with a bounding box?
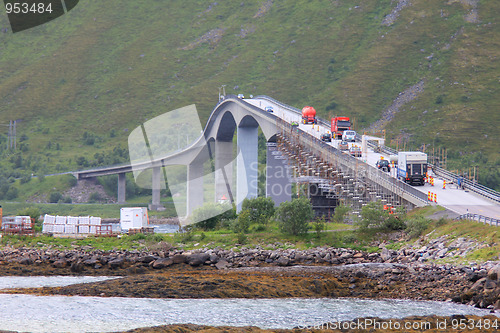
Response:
[0,0,499,195]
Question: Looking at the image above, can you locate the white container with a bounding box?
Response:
[120,207,148,232]
[65,225,77,234]
[78,225,90,234]
[78,216,90,225]
[42,215,56,234]
[55,216,67,225]
[54,224,65,233]
[67,216,79,225]
[42,223,54,233]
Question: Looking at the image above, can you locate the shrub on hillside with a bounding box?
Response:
[405,216,431,239]
[274,197,313,236]
[358,201,406,231]
[49,192,62,203]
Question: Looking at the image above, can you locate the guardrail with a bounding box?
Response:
[277,118,428,207]
[456,213,499,226]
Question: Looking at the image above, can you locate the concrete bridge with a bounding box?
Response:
[76,95,292,216]
[75,95,500,222]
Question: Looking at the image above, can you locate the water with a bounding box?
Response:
[0,276,119,289]
[0,295,496,333]
[151,224,179,233]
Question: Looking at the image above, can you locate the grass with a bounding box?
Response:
[0,0,497,193]
[0,206,498,263]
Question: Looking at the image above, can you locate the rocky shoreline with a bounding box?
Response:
[1,243,499,310]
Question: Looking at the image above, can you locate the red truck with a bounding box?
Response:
[301,106,317,124]
[331,116,351,139]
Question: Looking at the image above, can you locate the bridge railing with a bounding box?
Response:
[358,134,500,204]
[255,94,500,205]
[455,213,500,227]
[278,118,428,207]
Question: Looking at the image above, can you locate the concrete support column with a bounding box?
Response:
[117,173,126,204]
[237,126,258,211]
[150,166,163,211]
[187,161,204,215]
[266,142,291,206]
[215,140,233,203]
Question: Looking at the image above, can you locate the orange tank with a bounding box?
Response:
[301,106,317,124]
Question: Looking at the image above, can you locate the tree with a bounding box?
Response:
[274,197,313,236]
[191,202,234,230]
[241,196,275,224]
[332,204,350,224]
[358,201,406,231]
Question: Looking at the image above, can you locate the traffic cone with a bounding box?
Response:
[433,193,437,203]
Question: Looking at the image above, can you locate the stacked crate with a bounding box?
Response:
[42,214,103,235]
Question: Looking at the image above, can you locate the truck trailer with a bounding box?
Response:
[397,152,427,186]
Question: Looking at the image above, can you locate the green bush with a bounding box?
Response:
[274,197,313,236]
[405,216,431,239]
[358,201,386,230]
[49,192,62,203]
[358,201,406,231]
[332,204,350,224]
[17,206,41,224]
[232,209,251,234]
[88,192,102,203]
[60,196,72,204]
[5,187,18,200]
[241,197,275,224]
[66,174,78,187]
[191,202,233,230]
[313,217,326,239]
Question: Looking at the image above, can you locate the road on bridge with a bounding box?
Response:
[246,98,500,221]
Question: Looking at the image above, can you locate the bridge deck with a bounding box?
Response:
[247,98,500,220]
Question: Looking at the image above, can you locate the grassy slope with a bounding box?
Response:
[0,0,498,190]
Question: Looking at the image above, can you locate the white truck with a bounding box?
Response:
[397,152,427,186]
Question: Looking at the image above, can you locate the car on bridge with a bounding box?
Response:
[376,159,390,172]
[320,133,331,142]
[265,106,274,113]
[342,130,357,142]
[237,94,244,99]
[349,145,362,157]
[338,140,349,151]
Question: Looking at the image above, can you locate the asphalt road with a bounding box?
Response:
[247,98,500,221]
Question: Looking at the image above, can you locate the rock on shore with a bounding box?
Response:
[1,243,499,309]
